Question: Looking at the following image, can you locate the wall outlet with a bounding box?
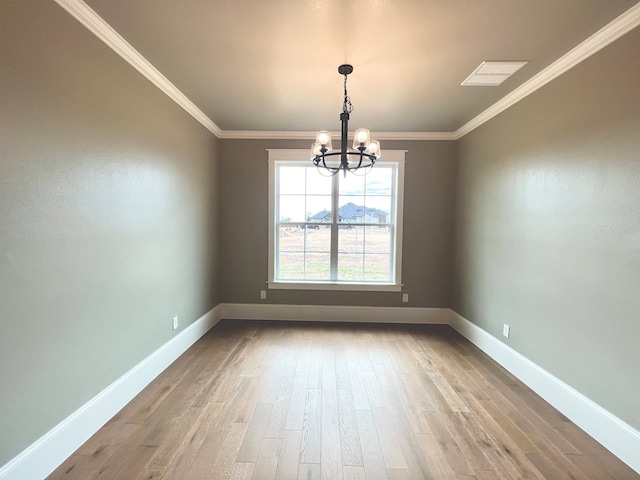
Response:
[260,290,267,300]
[502,324,510,338]
[172,316,179,330]
[402,293,409,303]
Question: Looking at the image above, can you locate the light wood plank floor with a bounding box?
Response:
[48,321,638,479]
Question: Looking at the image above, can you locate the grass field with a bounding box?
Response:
[277,227,391,280]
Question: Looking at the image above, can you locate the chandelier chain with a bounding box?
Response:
[342,73,354,114]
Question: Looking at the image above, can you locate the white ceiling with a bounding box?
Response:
[63,0,639,137]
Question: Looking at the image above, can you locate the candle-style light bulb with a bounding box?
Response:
[353,128,370,149]
[316,131,332,151]
[367,140,381,159]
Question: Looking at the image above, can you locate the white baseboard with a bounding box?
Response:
[0,305,222,480]
[449,310,640,475]
[219,303,450,324]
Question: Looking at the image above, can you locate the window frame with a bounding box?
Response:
[267,149,406,291]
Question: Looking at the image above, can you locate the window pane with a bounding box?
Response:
[279,194,306,222]
[365,168,392,196]
[305,253,330,280]
[364,196,392,224]
[338,253,364,281]
[304,226,330,253]
[306,168,332,195]
[364,226,391,254]
[279,225,304,252]
[339,172,365,195]
[338,226,363,253]
[306,195,332,223]
[279,252,305,280]
[364,254,390,280]
[338,196,364,224]
[279,167,305,194]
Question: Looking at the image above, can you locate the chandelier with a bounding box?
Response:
[311,64,381,176]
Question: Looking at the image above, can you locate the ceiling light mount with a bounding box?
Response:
[337,64,353,76]
[311,64,380,176]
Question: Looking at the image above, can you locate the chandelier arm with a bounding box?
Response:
[320,154,340,175]
[313,151,376,167]
[314,154,340,176]
[354,153,376,170]
[351,153,365,171]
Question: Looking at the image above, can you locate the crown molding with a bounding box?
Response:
[57,1,640,142]
[219,130,316,140]
[455,2,640,138]
[375,131,458,141]
[53,0,222,137]
[219,130,457,141]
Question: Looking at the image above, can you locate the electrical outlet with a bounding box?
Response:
[172,316,179,330]
[402,293,409,303]
[502,324,510,338]
[260,290,267,300]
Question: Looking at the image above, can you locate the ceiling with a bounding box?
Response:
[67,0,639,137]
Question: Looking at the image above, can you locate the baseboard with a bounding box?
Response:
[219,303,450,324]
[449,310,640,474]
[0,305,223,480]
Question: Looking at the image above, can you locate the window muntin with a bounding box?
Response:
[268,149,405,291]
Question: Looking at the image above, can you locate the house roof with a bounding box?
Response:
[310,203,388,221]
[310,209,331,220]
[338,202,387,220]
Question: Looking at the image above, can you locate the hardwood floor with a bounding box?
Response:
[48,321,638,479]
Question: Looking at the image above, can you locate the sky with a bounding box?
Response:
[278,165,394,222]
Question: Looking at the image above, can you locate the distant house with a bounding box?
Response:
[310,209,331,222]
[310,202,388,224]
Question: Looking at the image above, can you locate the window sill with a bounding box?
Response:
[268,281,402,292]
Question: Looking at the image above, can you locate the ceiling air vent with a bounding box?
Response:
[461,61,528,86]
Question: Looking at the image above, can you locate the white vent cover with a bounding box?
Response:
[461,61,528,86]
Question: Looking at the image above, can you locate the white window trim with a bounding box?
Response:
[267,149,406,292]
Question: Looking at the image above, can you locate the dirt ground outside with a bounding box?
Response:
[277,226,391,280]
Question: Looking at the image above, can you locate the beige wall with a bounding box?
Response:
[218,139,457,307]
[0,1,220,464]
[454,28,640,430]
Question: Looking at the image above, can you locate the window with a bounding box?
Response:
[268,149,405,291]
